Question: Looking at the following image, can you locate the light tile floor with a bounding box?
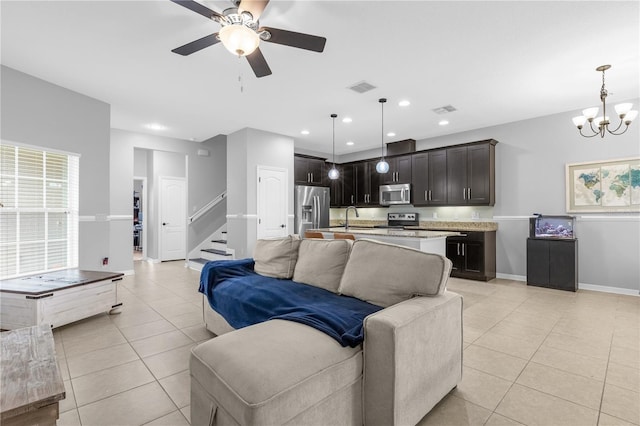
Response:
[50,260,639,426]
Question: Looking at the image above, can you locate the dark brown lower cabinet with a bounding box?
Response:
[446,231,496,281]
[527,238,578,292]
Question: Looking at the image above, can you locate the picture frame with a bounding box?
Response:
[566,157,640,213]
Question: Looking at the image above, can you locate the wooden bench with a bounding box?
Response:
[0,324,65,426]
[0,269,124,330]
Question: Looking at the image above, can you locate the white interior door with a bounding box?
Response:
[159,176,186,261]
[257,166,288,239]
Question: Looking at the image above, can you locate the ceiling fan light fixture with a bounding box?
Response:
[219,24,259,56]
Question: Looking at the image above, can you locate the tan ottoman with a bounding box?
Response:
[190,319,363,426]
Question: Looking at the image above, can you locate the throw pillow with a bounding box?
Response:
[253,235,301,279]
[338,239,452,307]
[293,239,353,293]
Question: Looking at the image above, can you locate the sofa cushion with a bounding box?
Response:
[293,239,353,293]
[190,319,362,425]
[253,235,301,279]
[338,239,452,307]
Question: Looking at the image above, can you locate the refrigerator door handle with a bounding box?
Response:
[312,196,319,228]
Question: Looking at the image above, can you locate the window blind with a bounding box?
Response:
[0,143,79,279]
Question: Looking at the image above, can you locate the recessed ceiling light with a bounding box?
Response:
[342,117,353,123]
[386,132,396,137]
[439,120,449,126]
[300,130,310,135]
[145,123,167,131]
[346,141,355,146]
[398,100,410,107]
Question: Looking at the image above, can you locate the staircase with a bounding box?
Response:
[188,231,235,271]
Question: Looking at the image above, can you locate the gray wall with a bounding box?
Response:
[319,100,640,292]
[1,65,113,271]
[110,130,226,269]
[227,128,294,259]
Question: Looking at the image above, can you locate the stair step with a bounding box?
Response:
[211,239,227,244]
[202,248,232,256]
[188,258,208,271]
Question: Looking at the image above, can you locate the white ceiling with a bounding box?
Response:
[2,1,639,155]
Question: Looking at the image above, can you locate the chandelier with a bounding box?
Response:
[572,65,637,138]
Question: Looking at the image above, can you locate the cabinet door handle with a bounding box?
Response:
[351,195,354,204]
[311,172,313,182]
[463,188,467,200]
[468,187,471,199]
[457,243,460,255]
[428,190,432,201]
[462,243,465,256]
[424,190,428,201]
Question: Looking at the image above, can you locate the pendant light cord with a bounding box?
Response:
[380,98,387,159]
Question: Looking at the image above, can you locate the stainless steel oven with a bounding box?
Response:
[379,183,411,206]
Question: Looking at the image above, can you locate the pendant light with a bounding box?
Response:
[328,114,340,180]
[376,98,390,174]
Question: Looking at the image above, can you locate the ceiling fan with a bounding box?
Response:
[170,0,327,78]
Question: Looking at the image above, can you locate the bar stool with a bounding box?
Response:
[333,233,355,240]
[304,231,325,239]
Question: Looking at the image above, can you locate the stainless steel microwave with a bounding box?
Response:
[379,183,411,206]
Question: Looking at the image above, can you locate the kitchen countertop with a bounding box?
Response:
[313,227,459,239]
[328,220,498,232]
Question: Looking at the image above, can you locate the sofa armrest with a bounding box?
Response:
[363,291,463,426]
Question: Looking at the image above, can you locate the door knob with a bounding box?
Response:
[280,224,285,228]
[162,222,168,226]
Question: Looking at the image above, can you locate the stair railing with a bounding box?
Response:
[189,191,226,223]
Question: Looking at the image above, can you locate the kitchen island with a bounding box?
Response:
[311,227,458,256]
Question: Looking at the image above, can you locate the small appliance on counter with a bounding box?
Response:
[373,212,419,229]
[527,214,578,292]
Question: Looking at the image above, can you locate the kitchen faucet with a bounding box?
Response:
[345,206,359,231]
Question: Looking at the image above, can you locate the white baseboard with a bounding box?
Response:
[495,274,639,296]
[578,283,639,296]
[496,273,526,282]
[146,258,161,264]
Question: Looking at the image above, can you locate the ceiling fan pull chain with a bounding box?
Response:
[238,56,244,93]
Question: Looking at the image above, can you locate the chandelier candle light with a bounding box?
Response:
[376,98,390,174]
[572,65,637,138]
[328,114,340,180]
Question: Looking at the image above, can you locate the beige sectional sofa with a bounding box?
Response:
[193,237,463,426]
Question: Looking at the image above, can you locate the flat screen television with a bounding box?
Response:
[529,215,575,239]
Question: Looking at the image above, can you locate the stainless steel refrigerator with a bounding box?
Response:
[294,185,330,236]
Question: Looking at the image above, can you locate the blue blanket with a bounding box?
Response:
[199,259,383,347]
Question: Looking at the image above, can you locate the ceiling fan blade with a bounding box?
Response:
[246,47,272,78]
[170,0,223,21]
[261,27,326,52]
[172,33,220,56]
[238,0,270,21]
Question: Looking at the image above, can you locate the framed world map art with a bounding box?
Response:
[566,157,640,213]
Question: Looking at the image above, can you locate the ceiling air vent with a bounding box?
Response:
[348,81,377,94]
[432,105,457,114]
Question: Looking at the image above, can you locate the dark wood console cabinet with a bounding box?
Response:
[446,231,496,281]
[527,238,578,291]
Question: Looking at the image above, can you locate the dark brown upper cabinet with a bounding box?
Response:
[294,155,325,186]
[446,140,496,206]
[411,149,447,206]
[354,160,380,206]
[379,154,412,184]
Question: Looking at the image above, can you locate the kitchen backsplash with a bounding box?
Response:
[330,206,495,221]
